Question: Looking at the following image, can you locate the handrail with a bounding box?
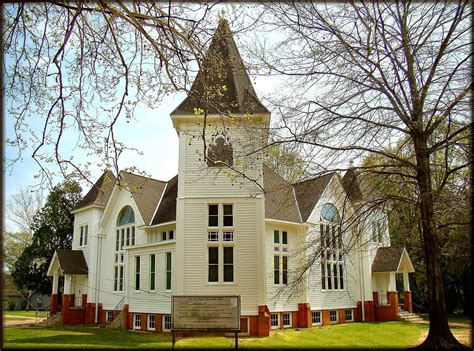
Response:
[17,293,50,324]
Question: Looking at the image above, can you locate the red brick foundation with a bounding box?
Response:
[355,300,376,322]
[297,303,312,328]
[84,303,104,324]
[257,305,270,337]
[61,294,85,325]
[374,291,399,321]
[404,291,413,313]
[50,294,58,315]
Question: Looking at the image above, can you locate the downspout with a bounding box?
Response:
[358,232,365,321]
[94,235,102,324]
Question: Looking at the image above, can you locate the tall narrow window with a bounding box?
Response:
[206,204,235,283]
[150,254,156,291]
[114,206,136,291]
[223,247,233,282]
[320,204,344,291]
[135,256,141,290]
[223,205,233,226]
[166,252,172,290]
[274,230,288,285]
[282,256,288,284]
[79,225,88,246]
[169,230,174,240]
[274,255,280,284]
[208,247,219,282]
[208,205,218,227]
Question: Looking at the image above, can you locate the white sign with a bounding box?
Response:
[172,295,241,331]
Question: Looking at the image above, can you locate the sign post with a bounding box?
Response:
[171,295,241,349]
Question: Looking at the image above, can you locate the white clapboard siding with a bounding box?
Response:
[265,223,303,313]
[181,122,264,198]
[97,186,146,310]
[127,243,175,314]
[180,198,261,316]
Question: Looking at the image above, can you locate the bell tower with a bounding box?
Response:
[171,18,271,322]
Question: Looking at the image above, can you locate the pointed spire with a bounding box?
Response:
[171,18,269,116]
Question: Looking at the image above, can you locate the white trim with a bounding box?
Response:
[282,312,292,328]
[133,314,141,329]
[292,186,303,223]
[270,313,279,329]
[329,310,338,324]
[162,314,172,332]
[71,204,104,214]
[148,183,168,226]
[265,218,301,226]
[125,240,176,251]
[311,311,322,326]
[138,221,176,229]
[147,314,156,331]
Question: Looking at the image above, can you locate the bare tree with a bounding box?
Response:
[2,1,226,186]
[247,2,471,349]
[5,188,44,233]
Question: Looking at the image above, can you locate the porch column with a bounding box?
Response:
[388,272,396,291]
[64,275,73,294]
[403,268,410,291]
[52,274,59,294]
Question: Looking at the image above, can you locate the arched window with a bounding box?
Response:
[117,206,135,226]
[114,206,136,292]
[320,203,344,291]
[320,203,340,222]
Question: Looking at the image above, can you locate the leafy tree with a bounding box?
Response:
[3,231,32,271]
[265,144,306,183]
[11,181,82,294]
[250,2,471,348]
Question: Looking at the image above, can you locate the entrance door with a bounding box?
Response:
[395,273,404,303]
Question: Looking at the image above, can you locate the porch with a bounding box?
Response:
[371,247,415,321]
[47,249,89,324]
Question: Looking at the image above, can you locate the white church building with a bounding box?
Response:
[47,19,414,336]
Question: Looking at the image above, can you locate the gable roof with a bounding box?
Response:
[263,165,301,223]
[150,174,178,225]
[120,172,167,225]
[55,249,88,275]
[171,18,269,116]
[293,172,335,223]
[73,170,116,211]
[371,247,415,273]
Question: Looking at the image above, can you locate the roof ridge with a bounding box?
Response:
[120,171,167,184]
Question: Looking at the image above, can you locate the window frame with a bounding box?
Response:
[329,310,338,323]
[135,255,141,291]
[345,309,353,322]
[273,229,289,286]
[311,311,321,326]
[106,311,114,323]
[270,313,279,329]
[206,203,235,284]
[282,312,291,328]
[134,314,141,329]
[320,221,345,291]
[147,314,156,331]
[165,252,172,290]
[163,315,172,332]
[149,254,156,291]
[79,224,88,247]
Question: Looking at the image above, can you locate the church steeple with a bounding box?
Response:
[171,18,269,116]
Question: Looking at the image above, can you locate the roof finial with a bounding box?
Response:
[219,8,226,20]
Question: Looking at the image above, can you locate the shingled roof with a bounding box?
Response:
[150,175,178,225]
[55,249,88,275]
[73,170,116,211]
[120,172,167,225]
[263,165,301,223]
[371,247,406,272]
[293,173,335,222]
[171,18,269,116]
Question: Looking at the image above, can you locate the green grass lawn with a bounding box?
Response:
[3,322,429,349]
[3,310,39,317]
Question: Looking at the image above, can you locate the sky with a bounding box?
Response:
[2,6,281,232]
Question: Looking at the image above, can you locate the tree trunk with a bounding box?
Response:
[413,136,465,349]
